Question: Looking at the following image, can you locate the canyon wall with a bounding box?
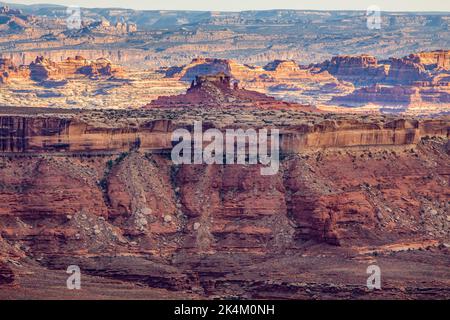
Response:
[0,116,173,153]
[0,55,124,83]
[0,111,448,298]
[411,50,450,70]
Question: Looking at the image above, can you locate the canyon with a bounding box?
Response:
[2,50,449,114]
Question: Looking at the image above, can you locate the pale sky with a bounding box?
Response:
[4,0,450,12]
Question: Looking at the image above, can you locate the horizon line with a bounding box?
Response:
[2,2,450,13]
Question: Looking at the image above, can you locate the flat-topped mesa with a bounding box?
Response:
[327,55,379,73]
[318,51,450,86]
[171,57,335,83]
[332,85,422,105]
[324,50,450,109]
[319,54,388,84]
[26,55,125,81]
[261,59,328,81]
[77,57,125,77]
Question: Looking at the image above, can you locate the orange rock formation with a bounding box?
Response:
[0,55,125,83]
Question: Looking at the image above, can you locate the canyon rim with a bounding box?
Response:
[0,0,449,303]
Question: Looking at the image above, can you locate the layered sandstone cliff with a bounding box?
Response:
[0,115,448,250]
[0,111,448,157]
[0,111,448,247]
[0,55,125,83]
[325,50,450,109]
[0,105,449,298]
[386,57,431,84]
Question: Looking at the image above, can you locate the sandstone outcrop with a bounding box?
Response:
[29,56,125,81]
[318,55,388,84]
[0,5,29,33]
[381,51,450,85]
[319,51,450,86]
[325,51,450,109]
[0,105,449,299]
[166,57,342,106]
[410,50,450,70]
[264,60,302,73]
[150,72,283,108]
[0,58,30,83]
[83,20,138,34]
[169,58,221,80]
[1,55,125,83]
[171,57,335,83]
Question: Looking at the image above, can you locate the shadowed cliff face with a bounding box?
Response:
[0,114,448,249]
[2,8,450,69]
[1,140,448,249]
